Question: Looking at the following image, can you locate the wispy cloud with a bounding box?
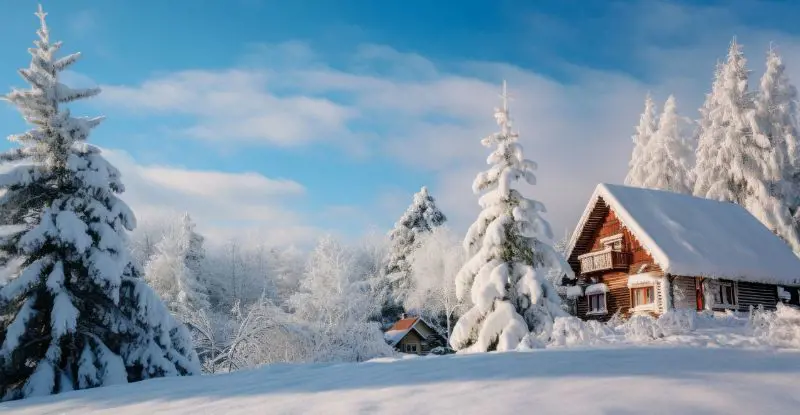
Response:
[92,1,800,240]
[99,70,358,147]
[102,149,319,247]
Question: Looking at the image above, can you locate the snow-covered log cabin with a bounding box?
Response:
[565,184,800,321]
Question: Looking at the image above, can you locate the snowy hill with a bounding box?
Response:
[2,347,799,414]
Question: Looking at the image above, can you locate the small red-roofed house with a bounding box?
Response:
[384,316,443,355]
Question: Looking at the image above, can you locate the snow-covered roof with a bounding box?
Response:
[567,183,800,286]
[384,329,410,346]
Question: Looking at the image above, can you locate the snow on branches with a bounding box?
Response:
[449,81,573,353]
[625,94,658,188]
[693,39,800,252]
[383,186,446,320]
[0,6,198,401]
[641,95,695,194]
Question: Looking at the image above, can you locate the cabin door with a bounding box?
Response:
[695,278,704,311]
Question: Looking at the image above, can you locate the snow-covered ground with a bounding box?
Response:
[4,308,800,414]
[2,345,800,414]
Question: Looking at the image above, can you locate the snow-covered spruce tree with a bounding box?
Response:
[382,186,446,321]
[624,93,658,187]
[0,7,198,400]
[449,81,573,353]
[144,213,210,316]
[754,46,800,223]
[641,95,694,194]
[693,39,800,252]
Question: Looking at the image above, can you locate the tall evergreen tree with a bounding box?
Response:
[754,46,800,223]
[641,95,694,194]
[0,7,198,400]
[382,186,446,321]
[449,81,571,353]
[144,213,210,316]
[694,39,799,252]
[624,94,658,187]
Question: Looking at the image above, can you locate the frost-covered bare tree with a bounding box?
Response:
[144,213,210,316]
[450,81,573,353]
[0,7,198,400]
[264,245,304,308]
[204,238,261,309]
[406,226,466,341]
[127,215,171,270]
[289,235,393,362]
[204,299,319,372]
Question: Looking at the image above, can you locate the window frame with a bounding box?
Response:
[630,286,656,311]
[713,281,738,309]
[600,233,624,252]
[586,292,608,315]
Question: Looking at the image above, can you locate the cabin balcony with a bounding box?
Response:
[577,249,630,274]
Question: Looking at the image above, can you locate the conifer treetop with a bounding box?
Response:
[450,81,571,353]
[624,93,658,187]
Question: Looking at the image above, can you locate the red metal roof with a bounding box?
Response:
[388,317,418,331]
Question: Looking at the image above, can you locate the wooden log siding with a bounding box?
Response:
[570,197,792,319]
[573,207,663,321]
[734,281,779,311]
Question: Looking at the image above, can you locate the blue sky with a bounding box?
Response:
[2,0,800,246]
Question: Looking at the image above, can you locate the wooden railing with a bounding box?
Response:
[578,250,630,274]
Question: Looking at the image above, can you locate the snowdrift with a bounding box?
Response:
[2,346,799,414]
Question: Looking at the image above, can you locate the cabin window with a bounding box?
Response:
[404,344,418,353]
[600,234,624,252]
[587,293,607,315]
[713,281,737,308]
[631,286,654,307]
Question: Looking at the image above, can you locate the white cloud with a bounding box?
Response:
[102,149,320,247]
[92,1,800,241]
[139,167,304,200]
[99,70,358,147]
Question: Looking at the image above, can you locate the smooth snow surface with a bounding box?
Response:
[568,183,800,285]
[2,347,799,414]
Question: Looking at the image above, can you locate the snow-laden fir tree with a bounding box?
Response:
[641,95,694,194]
[449,81,573,353]
[624,93,658,187]
[144,213,210,316]
[383,186,446,320]
[0,7,199,400]
[754,46,800,222]
[693,38,800,252]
